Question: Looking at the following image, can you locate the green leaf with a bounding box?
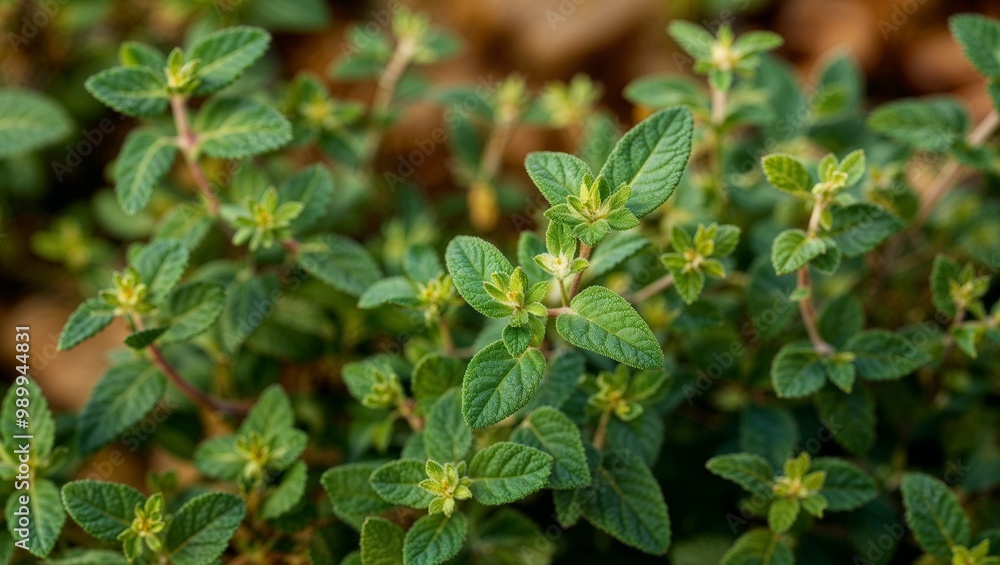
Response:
[240,384,295,436]
[194,97,292,159]
[524,151,593,206]
[193,436,244,481]
[402,513,467,565]
[84,67,168,117]
[412,353,464,409]
[732,31,784,57]
[5,478,65,558]
[160,281,225,343]
[361,517,404,565]
[165,492,246,565]
[369,460,435,509]
[77,361,166,456]
[525,350,585,411]
[579,450,671,555]
[867,97,967,151]
[770,344,826,398]
[57,298,115,351]
[931,254,961,317]
[556,286,663,370]
[586,232,650,279]
[260,461,308,521]
[599,107,694,218]
[845,330,930,381]
[721,529,794,565]
[189,26,271,95]
[817,294,864,349]
[672,268,705,305]
[424,389,472,464]
[950,14,1000,77]
[740,405,798,470]
[900,472,970,558]
[809,458,877,511]
[2,379,55,460]
[358,277,419,309]
[768,498,799,533]
[321,463,394,517]
[826,203,903,257]
[468,442,552,505]
[475,508,552,564]
[60,480,144,542]
[120,41,166,69]
[761,154,810,194]
[124,327,166,349]
[667,21,714,59]
[770,229,825,275]
[706,453,775,498]
[282,164,334,233]
[132,238,189,303]
[113,128,177,215]
[220,274,274,352]
[462,341,546,429]
[445,236,515,318]
[815,386,875,455]
[405,245,444,284]
[512,407,591,489]
[0,89,72,157]
[502,323,531,357]
[299,234,383,296]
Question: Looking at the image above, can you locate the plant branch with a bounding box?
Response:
[916,109,1000,225]
[568,243,592,297]
[365,38,415,168]
[170,94,219,216]
[398,398,424,431]
[799,201,833,355]
[630,273,674,304]
[592,408,611,450]
[547,306,572,317]
[437,317,455,355]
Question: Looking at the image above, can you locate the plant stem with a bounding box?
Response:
[799,201,834,355]
[547,306,573,317]
[134,317,251,415]
[397,398,424,431]
[592,408,611,450]
[366,38,415,168]
[710,85,727,127]
[630,273,674,304]
[710,84,728,207]
[568,243,592,298]
[169,94,219,216]
[437,317,455,355]
[916,109,1000,224]
[558,279,571,307]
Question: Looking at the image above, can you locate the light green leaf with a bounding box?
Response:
[770,229,825,275]
[599,107,694,218]
[867,97,968,151]
[412,353,464,409]
[721,529,794,565]
[5,478,65,558]
[189,26,271,95]
[525,151,593,206]
[556,286,663,370]
[579,450,671,555]
[77,361,165,456]
[462,341,546,429]
[260,460,308,521]
[761,153,810,194]
[160,281,225,343]
[900,472,970,558]
[809,458,877,511]
[194,97,292,159]
[672,268,705,304]
[369,460,435,509]
[358,277,419,309]
[845,330,931,381]
[120,41,166,69]
[240,384,294,436]
[706,453,775,498]
[402,513,467,565]
[770,344,826,398]
[132,238,189,303]
[512,407,591,489]
[2,379,54,460]
[424,389,472,464]
[165,492,245,565]
[84,67,168,118]
[931,254,961,317]
[826,203,903,257]
[113,128,177,215]
[361,517,404,565]
[814,386,875,455]
[767,498,799,533]
[57,298,115,351]
[950,14,1000,77]
[299,234,383,297]
[732,31,784,57]
[193,436,244,482]
[0,89,72,157]
[321,463,394,517]
[667,21,714,59]
[60,480,144,542]
[468,442,552,505]
[445,236,515,318]
[282,164,334,233]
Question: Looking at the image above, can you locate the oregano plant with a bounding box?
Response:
[3,6,1000,565]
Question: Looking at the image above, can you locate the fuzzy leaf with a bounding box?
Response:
[0,89,72,157]
[424,389,472,464]
[321,463,394,517]
[721,529,794,565]
[445,236,515,318]
[160,281,225,343]
[462,341,546,429]
[706,453,774,498]
[761,153,810,194]
[402,513,467,565]
[361,517,404,565]
[260,461,308,521]
[817,294,864,349]
[369,460,435,509]
[405,245,444,284]
[2,379,55,460]
[770,344,826,398]
[189,26,271,95]
[282,164,334,233]
[900,472,970,558]
[525,151,593,206]
[468,442,552,505]
[950,14,1000,77]
[771,229,825,275]
[77,361,165,456]
[586,232,650,278]
[826,203,903,257]
[57,298,115,351]
[599,107,694,218]
[358,277,419,309]
[132,238,189,303]
[194,97,292,159]
[867,97,967,151]
[525,350,585,411]
[809,458,877,511]
[815,386,875,455]
[299,234,383,296]
[5,478,65,558]
[768,498,799,533]
[512,407,591,490]
[84,67,168,117]
[412,353,464,409]
[220,274,274,352]
[556,286,663,370]
[845,330,930,381]
[61,481,145,542]
[113,128,177,215]
[165,492,246,565]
